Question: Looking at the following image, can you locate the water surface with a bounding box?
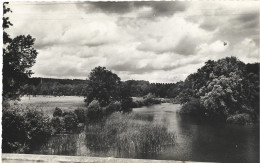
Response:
[133,103,259,163]
[35,103,259,163]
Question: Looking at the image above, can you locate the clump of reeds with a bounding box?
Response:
[85,112,175,157]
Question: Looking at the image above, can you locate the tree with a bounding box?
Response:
[3,2,12,44]
[200,73,245,117]
[3,3,38,100]
[179,57,259,123]
[84,66,121,106]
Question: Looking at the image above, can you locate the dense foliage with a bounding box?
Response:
[84,66,121,106]
[84,66,134,113]
[2,104,52,153]
[85,100,103,122]
[179,57,259,124]
[131,93,162,108]
[125,80,181,98]
[21,78,88,96]
[51,108,82,134]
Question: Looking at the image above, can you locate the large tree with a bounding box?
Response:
[84,66,133,111]
[3,3,38,100]
[84,66,121,106]
[179,57,259,122]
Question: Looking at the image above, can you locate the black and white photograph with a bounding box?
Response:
[2,1,259,163]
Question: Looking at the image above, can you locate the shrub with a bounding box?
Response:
[53,107,62,117]
[105,101,121,115]
[226,113,253,125]
[51,117,63,134]
[2,107,27,152]
[74,108,86,123]
[86,100,103,122]
[121,98,133,112]
[131,94,161,109]
[64,112,78,132]
[62,111,70,117]
[2,106,52,153]
[23,109,52,150]
[179,98,204,116]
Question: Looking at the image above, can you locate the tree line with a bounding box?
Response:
[21,77,183,98]
[21,78,88,96]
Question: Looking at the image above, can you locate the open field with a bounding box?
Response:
[18,96,172,116]
[18,96,86,116]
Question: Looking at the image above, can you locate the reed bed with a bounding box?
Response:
[85,112,176,157]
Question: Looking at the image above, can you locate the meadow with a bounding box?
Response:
[18,96,86,116]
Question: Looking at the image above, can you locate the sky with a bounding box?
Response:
[5,1,260,83]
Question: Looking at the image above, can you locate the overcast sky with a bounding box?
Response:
[5,1,260,83]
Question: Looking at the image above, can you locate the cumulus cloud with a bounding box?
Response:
[136,16,213,54]
[6,1,260,83]
[77,1,189,17]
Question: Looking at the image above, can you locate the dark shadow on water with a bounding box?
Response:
[172,112,259,163]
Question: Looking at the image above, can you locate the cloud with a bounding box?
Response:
[199,19,221,31]
[77,2,189,17]
[235,11,259,27]
[136,16,213,54]
[174,35,198,55]
[6,1,260,83]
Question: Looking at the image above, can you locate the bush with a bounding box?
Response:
[64,112,79,132]
[226,113,254,125]
[23,109,52,150]
[2,107,27,152]
[74,108,86,123]
[179,98,204,116]
[51,117,63,134]
[53,107,62,117]
[86,100,103,122]
[2,106,52,153]
[121,98,133,112]
[131,94,161,108]
[105,101,121,115]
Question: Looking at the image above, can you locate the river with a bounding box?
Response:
[133,103,259,163]
[35,103,259,163]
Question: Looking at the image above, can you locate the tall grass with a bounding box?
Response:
[85,112,175,158]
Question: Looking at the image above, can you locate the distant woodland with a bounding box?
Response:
[21,77,183,98]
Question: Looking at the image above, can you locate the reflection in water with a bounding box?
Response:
[34,103,259,163]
